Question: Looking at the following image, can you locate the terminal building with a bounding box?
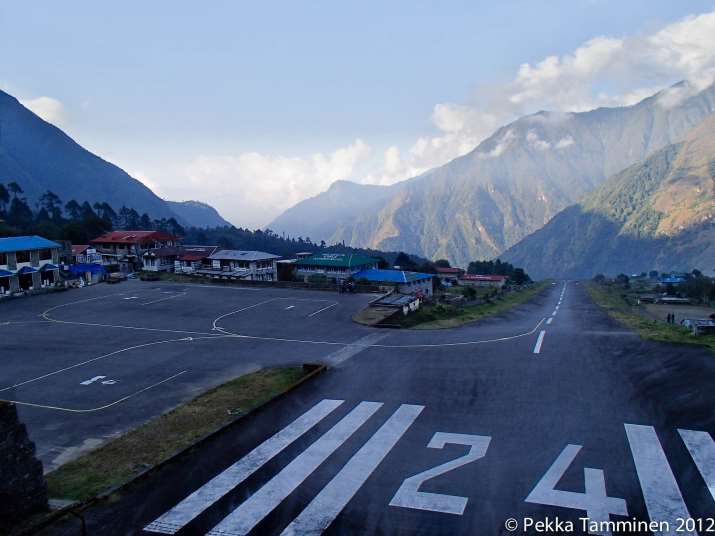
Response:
[0,236,61,294]
[293,253,379,282]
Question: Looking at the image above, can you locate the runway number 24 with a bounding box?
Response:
[389,433,626,523]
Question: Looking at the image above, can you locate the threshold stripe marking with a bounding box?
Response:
[207,401,383,536]
[678,429,715,501]
[533,330,546,354]
[281,404,424,535]
[624,424,695,535]
[144,399,345,534]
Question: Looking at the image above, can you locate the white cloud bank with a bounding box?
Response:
[19,96,66,126]
[156,10,715,226]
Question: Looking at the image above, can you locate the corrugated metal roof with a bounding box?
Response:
[294,253,378,268]
[208,250,280,261]
[0,235,61,254]
[353,268,433,284]
[90,230,177,244]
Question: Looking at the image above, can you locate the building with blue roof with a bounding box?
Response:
[353,268,435,297]
[0,235,62,294]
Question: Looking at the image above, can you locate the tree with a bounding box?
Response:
[394,252,416,269]
[0,183,9,214]
[40,191,63,221]
[139,213,153,230]
[615,273,630,288]
[511,268,530,285]
[65,200,82,220]
[434,259,451,268]
[593,274,606,283]
[7,197,33,227]
[7,181,23,199]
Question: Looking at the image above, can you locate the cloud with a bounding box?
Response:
[167,9,715,227]
[181,140,371,228]
[526,130,551,151]
[555,136,575,149]
[19,96,66,126]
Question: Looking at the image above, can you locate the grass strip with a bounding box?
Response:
[45,367,305,501]
[400,281,550,329]
[586,282,715,354]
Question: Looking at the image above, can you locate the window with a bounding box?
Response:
[0,253,6,266]
[15,250,30,263]
[39,249,52,260]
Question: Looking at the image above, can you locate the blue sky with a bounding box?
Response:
[2,1,715,226]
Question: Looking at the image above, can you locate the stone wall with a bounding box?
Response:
[0,401,48,526]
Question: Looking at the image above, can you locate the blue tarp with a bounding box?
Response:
[40,263,59,271]
[0,269,13,277]
[68,263,105,275]
[16,266,38,274]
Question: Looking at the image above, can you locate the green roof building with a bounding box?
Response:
[293,253,379,281]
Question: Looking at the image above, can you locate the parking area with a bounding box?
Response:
[0,281,376,470]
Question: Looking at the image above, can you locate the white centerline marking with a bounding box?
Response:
[678,429,715,501]
[144,399,345,534]
[546,317,553,325]
[207,401,383,536]
[285,305,295,310]
[282,404,424,535]
[625,424,695,535]
[308,302,338,317]
[533,330,546,354]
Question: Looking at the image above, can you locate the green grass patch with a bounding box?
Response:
[586,282,715,354]
[400,281,550,329]
[45,367,306,501]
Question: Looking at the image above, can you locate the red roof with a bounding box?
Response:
[436,267,464,274]
[459,274,508,282]
[71,244,90,255]
[90,231,177,245]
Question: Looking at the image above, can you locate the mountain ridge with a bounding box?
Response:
[501,113,715,278]
[270,82,715,266]
[0,90,224,229]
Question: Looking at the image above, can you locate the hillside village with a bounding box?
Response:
[0,231,513,303]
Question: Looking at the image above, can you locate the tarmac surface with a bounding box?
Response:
[4,280,715,535]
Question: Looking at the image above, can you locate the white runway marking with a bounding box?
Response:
[282,404,424,535]
[533,330,546,354]
[625,424,695,535]
[285,305,295,310]
[2,370,187,413]
[217,318,547,349]
[145,399,345,535]
[207,401,383,536]
[546,317,553,325]
[0,335,222,394]
[678,429,715,501]
[308,302,338,317]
